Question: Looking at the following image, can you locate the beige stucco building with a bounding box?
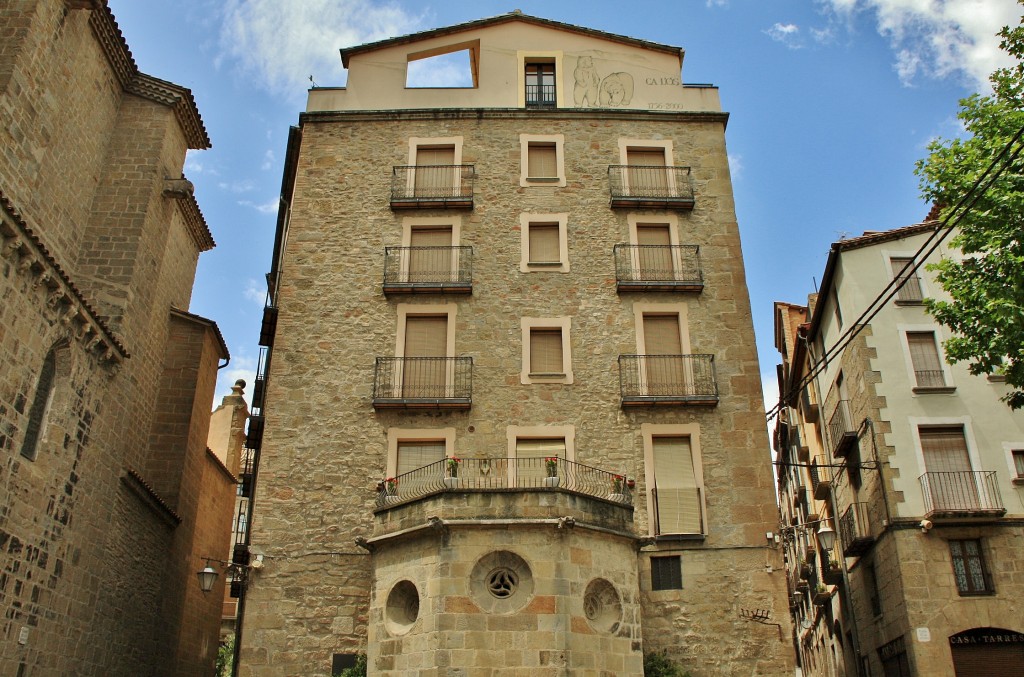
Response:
[773,222,1024,676]
[0,1,236,674]
[241,13,792,676]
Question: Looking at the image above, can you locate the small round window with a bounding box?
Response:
[470,551,534,613]
[584,578,622,634]
[384,580,419,636]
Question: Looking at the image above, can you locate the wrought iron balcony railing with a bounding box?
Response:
[919,471,1005,519]
[914,369,947,388]
[618,354,719,406]
[827,399,857,458]
[608,165,694,209]
[525,84,557,108]
[382,246,473,294]
[612,244,703,292]
[372,357,472,409]
[376,457,631,507]
[390,165,475,209]
[652,486,704,536]
[839,502,874,557]
[810,456,832,500]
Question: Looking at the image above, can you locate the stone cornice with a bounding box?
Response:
[176,181,216,252]
[122,468,182,527]
[299,107,730,127]
[79,2,211,149]
[0,189,128,367]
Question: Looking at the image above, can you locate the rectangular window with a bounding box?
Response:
[636,224,674,280]
[907,331,946,388]
[1013,450,1024,478]
[413,145,456,198]
[832,288,843,330]
[890,256,923,303]
[520,213,569,272]
[920,425,979,511]
[386,427,456,481]
[520,134,565,187]
[865,561,882,617]
[407,226,453,283]
[949,539,993,595]
[641,313,685,396]
[521,317,573,384]
[527,143,557,179]
[650,555,683,591]
[651,436,702,535]
[525,62,555,108]
[514,436,567,485]
[397,440,446,476]
[626,148,669,196]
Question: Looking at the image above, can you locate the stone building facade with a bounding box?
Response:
[241,13,792,676]
[773,223,1024,676]
[0,1,235,675]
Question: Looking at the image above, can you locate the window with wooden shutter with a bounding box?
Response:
[907,331,945,387]
[920,426,978,510]
[527,143,557,178]
[530,329,563,375]
[652,436,701,534]
[528,223,560,263]
[636,224,673,280]
[397,441,446,476]
[890,256,923,302]
[414,145,455,197]
[642,314,684,395]
[408,227,453,282]
[516,437,564,484]
[627,148,668,195]
[403,315,448,397]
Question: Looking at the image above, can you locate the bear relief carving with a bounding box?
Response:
[573,56,634,108]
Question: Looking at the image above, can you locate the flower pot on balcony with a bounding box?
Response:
[822,565,842,585]
[543,476,560,488]
[813,587,831,606]
[443,477,459,489]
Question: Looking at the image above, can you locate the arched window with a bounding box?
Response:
[20,341,68,461]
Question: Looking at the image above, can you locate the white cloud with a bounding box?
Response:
[261,149,275,171]
[217,0,426,101]
[184,149,218,176]
[818,0,1020,88]
[218,178,256,193]
[239,198,279,214]
[766,22,804,49]
[243,278,266,305]
[706,0,729,7]
[406,51,474,87]
[728,153,744,179]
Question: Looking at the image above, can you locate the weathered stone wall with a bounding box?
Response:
[243,108,792,676]
[0,2,227,675]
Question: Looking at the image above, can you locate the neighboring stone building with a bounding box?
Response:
[773,222,1024,676]
[207,379,251,641]
[241,13,792,676]
[0,1,235,675]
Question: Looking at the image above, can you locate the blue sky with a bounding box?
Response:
[107,0,1019,416]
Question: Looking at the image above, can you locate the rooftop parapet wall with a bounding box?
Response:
[308,18,720,113]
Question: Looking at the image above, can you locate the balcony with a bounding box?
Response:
[618,354,719,406]
[382,246,473,295]
[372,357,472,409]
[810,456,832,500]
[376,457,631,508]
[525,84,556,109]
[608,165,695,210]
[791,424,810,463]
[390,165,475,209]
[838,502,874,557]
[612,244,703,292]
[827,400,858,458]
[919,471,1005,520]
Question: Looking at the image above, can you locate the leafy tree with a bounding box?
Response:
[643,650,691,677]
[334,654,367,677]
[216,637,234,677]
[916,7,1024,408]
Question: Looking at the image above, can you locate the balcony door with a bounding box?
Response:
[627,148,668,196]
[407,227,453,283]
[642,314,684,395]
[414,146,455,198]
[921,426,979,510]
[652,436,701,534]
[403,315,448,398]
[515,438,565,486]
[636,224,673,281]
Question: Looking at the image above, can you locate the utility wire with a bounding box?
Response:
[766,124,1024,423]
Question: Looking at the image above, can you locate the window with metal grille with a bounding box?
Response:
[650,555,682,590]
[907,331,946,387]
[525,62,555,108]
[949,539,993,595]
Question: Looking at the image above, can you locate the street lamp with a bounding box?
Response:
[197,562,219,593]
[815,522,837,552]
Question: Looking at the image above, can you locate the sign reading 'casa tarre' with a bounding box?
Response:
[948,628,1024,646]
